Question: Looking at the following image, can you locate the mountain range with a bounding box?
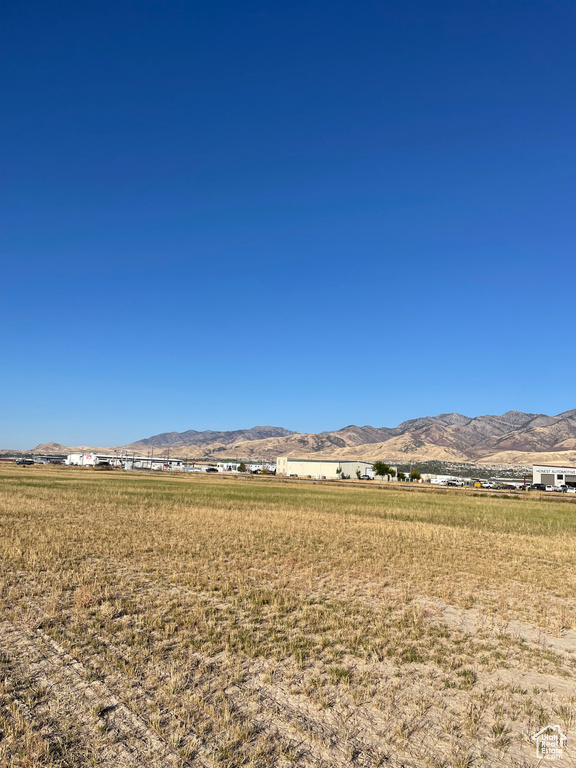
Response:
[28,410,576,465]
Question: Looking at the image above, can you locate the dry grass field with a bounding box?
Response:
[1,466,576,767]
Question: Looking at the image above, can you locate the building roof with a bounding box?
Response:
[278,456,375,465]
[533,463,576,469]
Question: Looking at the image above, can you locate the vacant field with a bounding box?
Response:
[1,466,576,767]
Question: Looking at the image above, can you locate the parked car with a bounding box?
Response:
[566,487,576,494]
[359,475,373,480]
[545,485,555,492]
[529,483,546,491]
[16,459,34,465]
[205,467,219,473]
[481,482,495,489]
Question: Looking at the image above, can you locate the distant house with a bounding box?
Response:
[216,462,242,472]
[215,462,276,473]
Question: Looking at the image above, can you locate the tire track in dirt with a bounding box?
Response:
[88,626,429,768]
[0,620,210,768]
[56,614,398,768]
[65,566,574,766]
[86,628,358,768]
[9,565,572,767]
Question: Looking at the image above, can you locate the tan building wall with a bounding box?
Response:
[276,457,396,480]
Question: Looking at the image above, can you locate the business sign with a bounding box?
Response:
[534,465,576,476]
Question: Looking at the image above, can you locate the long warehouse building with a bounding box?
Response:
[276,457,392,480]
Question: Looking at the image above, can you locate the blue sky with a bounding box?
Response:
[2,0,575,448]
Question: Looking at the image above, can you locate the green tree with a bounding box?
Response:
[388,467,396,480]
[238,462,247,473]
[372,461,391,481]
[356,469,361,479]
[397,471,406,481]
[410,469,421,481]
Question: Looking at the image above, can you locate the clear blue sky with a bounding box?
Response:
[2,0,575,448]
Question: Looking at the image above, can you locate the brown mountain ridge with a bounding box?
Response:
[121,410,576,463]
[28,410,576,465]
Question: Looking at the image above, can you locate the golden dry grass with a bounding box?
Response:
[1,465,576,767]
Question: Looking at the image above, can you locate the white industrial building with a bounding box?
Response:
[215,462,276,473]
[533,464,576,487]
[276,457,387,480]
[247,462,276,472]
[65,453,183,470]
[66,453,108,466]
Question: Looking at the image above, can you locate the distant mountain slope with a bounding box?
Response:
[128,426,296,451]
[30,442,117,455]
[25,410,576,464]
[122,410,576,462]
[31,442,70,453]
